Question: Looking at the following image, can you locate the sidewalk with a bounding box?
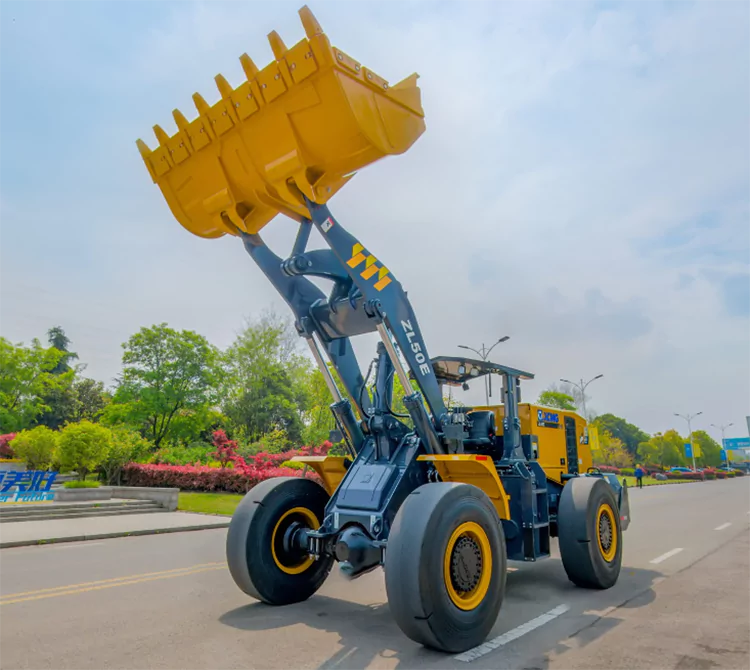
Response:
[0,512,230,548]
[543,530,750,669]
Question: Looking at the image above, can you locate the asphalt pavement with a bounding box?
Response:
[1,478,748,670]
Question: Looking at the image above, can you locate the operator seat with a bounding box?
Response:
[464,410,496,452]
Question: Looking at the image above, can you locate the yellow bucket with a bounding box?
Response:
[137,5,426,239]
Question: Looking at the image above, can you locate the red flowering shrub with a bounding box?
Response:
[122,462,322,493]
[121,439,334,492]
[666,470,704,481]
[0,433,16,459]
[210,430,238,468]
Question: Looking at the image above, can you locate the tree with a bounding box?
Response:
[637,429,686,469]
[36,327,81,429]
[109,324,220,448]
[300,366,339,446]
[58,420,112,480]
[222,311,310,443]
[99,427,149,485]
[73,378,110,422]
[692,430,722,468]
[591,428,633,468]
[209,429,239,468]
[593,413,650,456]
[544,381,588,411]
[537,390,577,411]
[35,371,79,430]
[0,337,65,431]
[46,326,78,375]
[10,426,58,470]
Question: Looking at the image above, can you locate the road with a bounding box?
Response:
[1,478,749,670]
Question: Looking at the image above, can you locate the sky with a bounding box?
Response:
[1,0,748,441]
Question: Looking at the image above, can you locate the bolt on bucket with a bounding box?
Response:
[137,5,426,239]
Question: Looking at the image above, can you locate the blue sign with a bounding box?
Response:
[720,449,727,461]
[0,470,57,503]
[684,443,693,459]
[724,437,750,450]
[537,409,560,427]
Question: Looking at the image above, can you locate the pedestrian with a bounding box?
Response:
[635,464,644,489]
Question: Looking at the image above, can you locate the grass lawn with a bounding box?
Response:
[178,492,244,516]
[618,475,692,487]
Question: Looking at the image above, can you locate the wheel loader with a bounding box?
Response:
[136,5,631,654]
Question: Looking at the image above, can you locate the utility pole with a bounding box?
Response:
[457,336,510,405]
[560,374,604,421]
[675,411,702,470]
[711,422,733,468]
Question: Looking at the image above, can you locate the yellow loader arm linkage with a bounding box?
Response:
[137,5,425,239]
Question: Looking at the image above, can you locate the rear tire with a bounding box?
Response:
[557,477,622,589]
[226,476,333,605]
[384,482,506,653]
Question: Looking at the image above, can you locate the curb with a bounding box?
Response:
[0,522,230,549]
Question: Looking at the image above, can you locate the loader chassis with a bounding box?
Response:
[137,5,629,654]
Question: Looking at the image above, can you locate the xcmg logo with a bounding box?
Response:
[347,243,392,291]
[537,409,560,426]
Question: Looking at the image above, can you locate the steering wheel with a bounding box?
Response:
[586,466,602,474]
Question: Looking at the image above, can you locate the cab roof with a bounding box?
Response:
[412,356,535,387]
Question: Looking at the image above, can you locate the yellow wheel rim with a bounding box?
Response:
[596,503,617,562]
[271,507,319,575]
[443,521,492,611]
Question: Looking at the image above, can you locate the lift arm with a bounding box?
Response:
[236,199,450,455]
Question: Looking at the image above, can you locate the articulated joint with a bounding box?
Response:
[334,526,382,579]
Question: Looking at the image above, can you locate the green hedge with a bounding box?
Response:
[63,480,101,489]
[280,460,305,470]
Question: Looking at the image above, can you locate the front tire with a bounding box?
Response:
[384,482,506,653]
[558,476,622,589]
[226,476,333,605]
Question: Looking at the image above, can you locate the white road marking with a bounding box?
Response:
[50,542,105,550]
[454,604,570,662]
[650,548,684,564]
[714,522,731,531]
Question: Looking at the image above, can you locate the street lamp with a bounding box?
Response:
[457,336,510,405]
[675,411,702,470]
[559,374,604,421]
[711,422,733,467]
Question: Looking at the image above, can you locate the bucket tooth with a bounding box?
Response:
[152,124,171,147]
[215,74,234,99]
[192,92,211,116]
[239,53,259,80]
[136,139,157,182]
[299,5,323,38]
[268,30,288,61]
[136,138,152,158]
[172,109,190,133]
